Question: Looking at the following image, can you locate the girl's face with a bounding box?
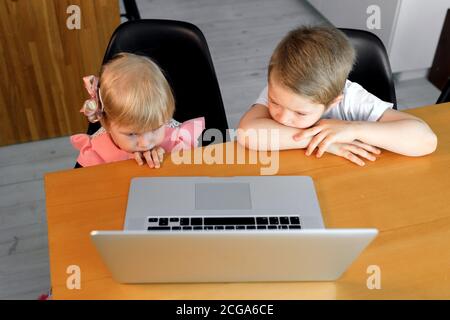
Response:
[107,121,166,153]
[267,79,327,129]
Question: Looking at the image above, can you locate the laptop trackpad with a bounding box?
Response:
[195,183,252,210]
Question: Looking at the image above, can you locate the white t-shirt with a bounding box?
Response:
[253,79,393,122]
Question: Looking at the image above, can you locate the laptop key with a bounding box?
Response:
[268,225,277,229]
[148,218,158,223]
[159,218,168,226]
[169,217,179,222]
[289,225,301,229]
[256,217,268,225]
[225,226,235,230]
[148,227,170,231]
[182,226,193,230]
[204,226,214,230]
[246,226,256,230]
[204,217,255,226]
[193,226,203,230]
[171,226,181,230]
[191,218,203,226]
[180,218,190,226]
[269,217,279,225]
[257,225,267,230]
[279,217,290,224]
[214,226,225,230]
[290,216,300,225]
[236,226,246,230]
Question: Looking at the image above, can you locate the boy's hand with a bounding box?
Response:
[323,141,381,166]
[134,146,165,168]
[293,119,361,157]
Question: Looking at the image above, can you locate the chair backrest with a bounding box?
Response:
[121,0,141,21]
[436,77,450,104]
[87,19,229,141]
[340,28,397,109]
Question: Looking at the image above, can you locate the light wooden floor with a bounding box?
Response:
[0,0,441,299]
[0,138,78,299]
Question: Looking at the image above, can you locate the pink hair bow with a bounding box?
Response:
[80,75,103,123]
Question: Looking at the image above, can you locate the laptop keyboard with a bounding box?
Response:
[147,216,302,231]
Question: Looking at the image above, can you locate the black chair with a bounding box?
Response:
[436,77,450,104]
[340,28,397,109]
[121,0,141,21]
[76,20,229,168]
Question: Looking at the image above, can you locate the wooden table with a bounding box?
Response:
[44,103,450,299]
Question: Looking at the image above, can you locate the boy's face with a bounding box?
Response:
[267,79,327,129]
[107,121,166,153]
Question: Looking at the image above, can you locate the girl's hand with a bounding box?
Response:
[134,146,165,168]
[293,119,361,157]
[324,141,381,166]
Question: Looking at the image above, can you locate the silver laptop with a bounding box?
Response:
[91,176,377,283]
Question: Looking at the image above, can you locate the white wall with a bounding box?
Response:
[389,0,449,73]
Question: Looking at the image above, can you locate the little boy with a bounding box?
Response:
[237,26,437,166]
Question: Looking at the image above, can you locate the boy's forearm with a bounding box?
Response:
[354,119,437,156]
[237,118,311,151]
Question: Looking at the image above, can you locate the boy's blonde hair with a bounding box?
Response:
[269,25,355,107]
[99,52,175,132]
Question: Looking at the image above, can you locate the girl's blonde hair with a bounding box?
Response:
[269,25,355,107]
[99,53,175,132]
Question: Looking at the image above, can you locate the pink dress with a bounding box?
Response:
[71,117,205,167]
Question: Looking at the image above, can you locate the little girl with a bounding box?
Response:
[71,53,205,168]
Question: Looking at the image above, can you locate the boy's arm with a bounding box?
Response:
[355,109,437,156]
[237,104,312,151]
[299,109,437,157]
[238,104,382,166]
